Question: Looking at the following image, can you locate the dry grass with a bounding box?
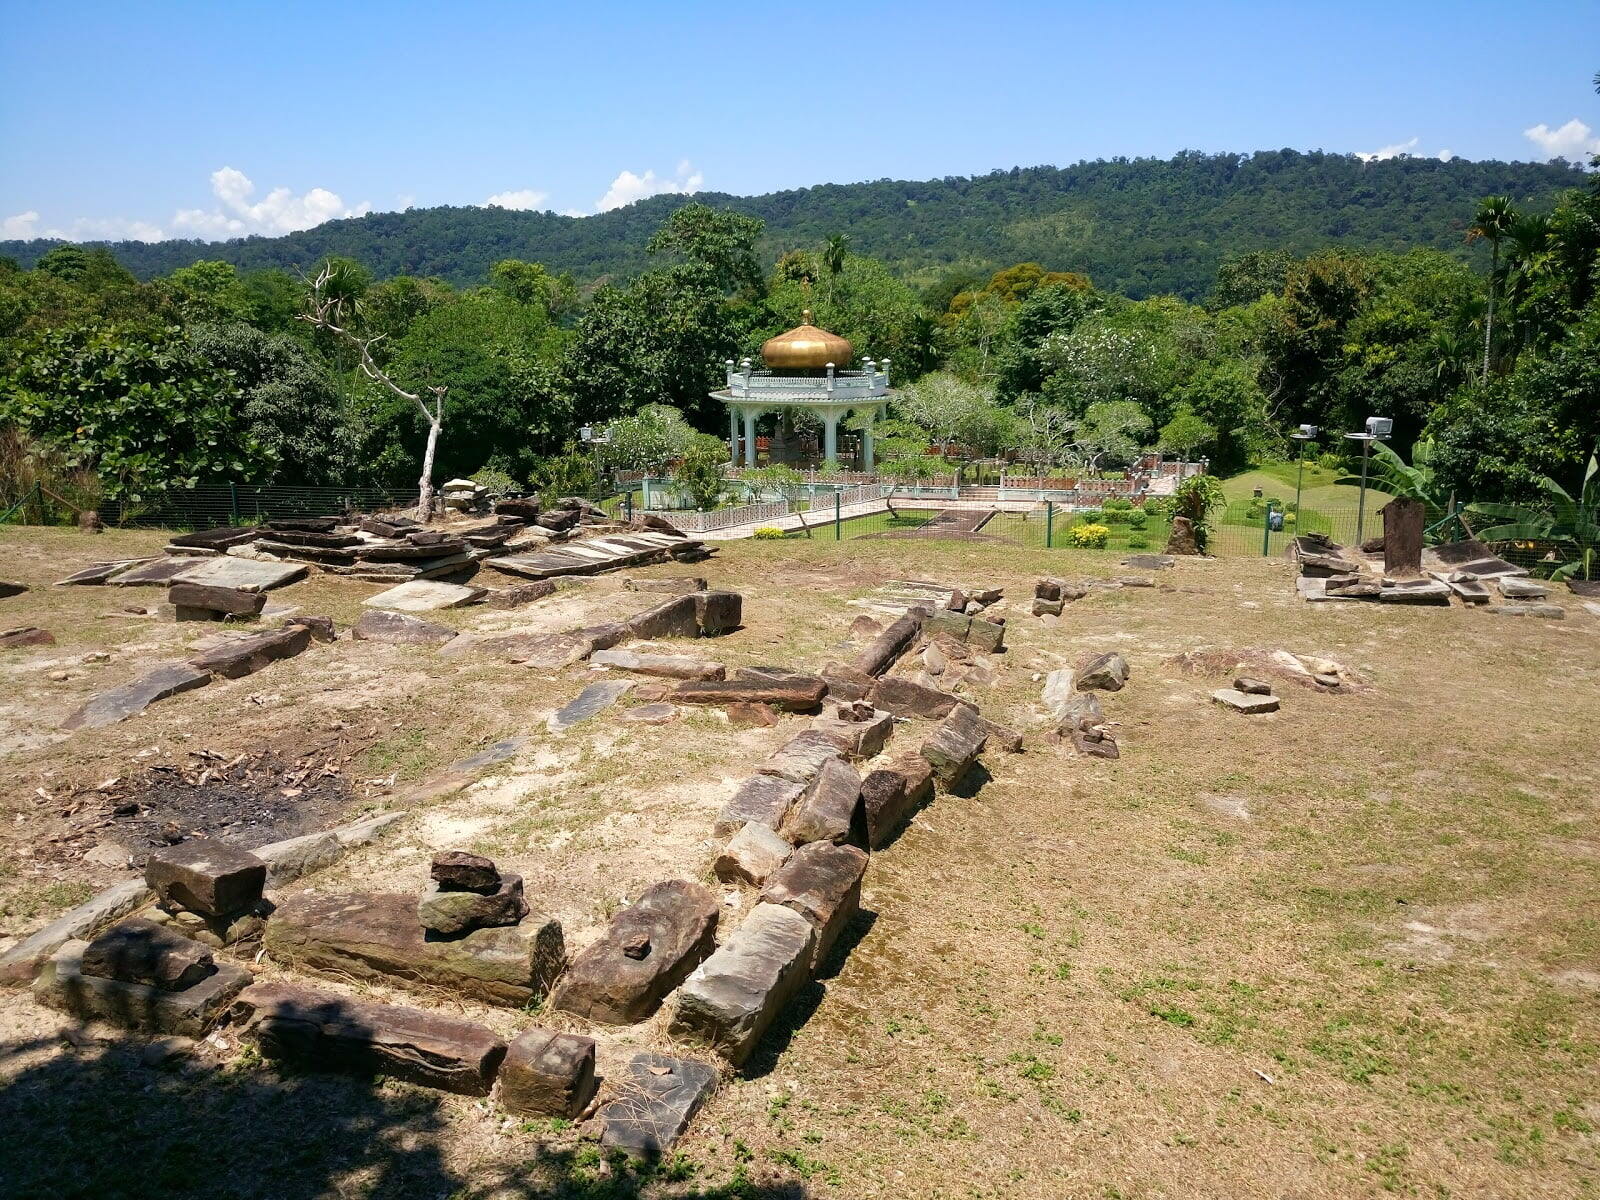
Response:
[1,523,1598,1198]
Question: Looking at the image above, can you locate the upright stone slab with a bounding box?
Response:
[760,842,868,969]
[967,617,1005,654]
[266,892,564,1007]
[860,756,934,849]
[145,840,267,917]
[669,903,816,1067]
[547,880,719,1025]
[624,595,701,640]
[598,1053,718,1158]
[187,625,312,679]
[782,758,861,846]
[694,590,743,635]
[233,981,507,1096]
[920,704,987,786]
[35,939,250,1037]
[713,774,806,837]
[61,662,212,730]
[1381,496,1425,578]
[500,1029,597,1117]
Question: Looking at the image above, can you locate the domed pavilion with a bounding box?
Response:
[713,311,893,468]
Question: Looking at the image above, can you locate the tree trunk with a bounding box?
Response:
[416,414,441,523]
[1481,243,1498,384]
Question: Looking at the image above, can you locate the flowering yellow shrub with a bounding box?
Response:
[1065,522,1110,549]
[752,526,787,540]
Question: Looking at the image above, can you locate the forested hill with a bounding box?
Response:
[3,150,1586,299]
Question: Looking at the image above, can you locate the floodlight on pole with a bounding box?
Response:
[1289,424,1318,532]
[1343,417,1390,547]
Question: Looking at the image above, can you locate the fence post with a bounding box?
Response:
[1046,500,1054,548]
[834,490,842,540]
[1262,502,1272,556]
[229,481,240,527]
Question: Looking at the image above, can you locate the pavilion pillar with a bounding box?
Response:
[823,410,839,465]
[742,407,759,468]
[861,418,875,471]
[728,407,739,464]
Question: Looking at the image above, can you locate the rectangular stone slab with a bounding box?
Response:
[861,757,935,849]
[265,892,564,1007]
[61,662,212,731]
[548,680,632,733]
[714,774,806,837]
[548,880,719,1025]
[598,1053,718,1157]
[79,917,215,991]
[234,981,507,1095]
[363,580,487,611]
[758,731,844,785]
[34,940,250,1037]
[590,649,726,680]
[145,840,267,917]
[919,704,988,785]
[172,557,308,593]
[56,558,156,586]
[169,526,260,550]
[1212,688,1281,714]
[670,903,816,1066]
[107,557,198,586]
[622,595,701,640]
[871,676,966,720]
[0,879,153,983]
[674,676,827,712]
[782,758,862,846]
[810,708,893,759]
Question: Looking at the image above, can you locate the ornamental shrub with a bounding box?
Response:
[1065,522,1110,549]
[752,526,787,540]
[1128,510,1148,530]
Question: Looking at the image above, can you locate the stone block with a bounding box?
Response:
[79,918,215,990]
[187,625,311,679]
[145,840,266,918]
[782,758,862,846]
[598,1053,717,1158]
[674,676,827,712]
[870,676,967,720]
[500,1030,597,1118]
[624,595,700,640]
[1041,668,1078,719]
[1034,578,1063,601]
[167,583,266,617]
[363,580,486,611]
[715,823,794,886]
[922,609,972,644]
[669,903,816,1066]
[860,756,934,849]
[1212,688,1280,714]
[0,878,154,984]
[1499,576,1551,599]
[35,939,250,1036]
[234,981,506,1096]
[694,590,743,635]
[713,774,806,837]
[967,617,1005,653]
[266,892,564,1007]
[1487,602,1565,618]
[418,874,530,936]
[0,626,55,649]
[171,557,307,592]
[1076,651,1130,692]
[810,704,893,759]
[1032,597,1064,616]
[920,704,987,786]
[758,730,844,785]
[548,880,718,1025]
[61,662,212,731]
[760,842,868,968]
[487,580,557,609]
[819,663,874,702]
[852,610,926,676]
[1069,724,1120,759]
[974,716,1023,753]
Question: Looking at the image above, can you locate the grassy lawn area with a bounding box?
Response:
[0,524,1596,1197]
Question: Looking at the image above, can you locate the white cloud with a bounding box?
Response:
[1355,137,1419,163]
[485,188,549,211]
[169,166,369,238]
[1523,118,1600,161]
[595,160,703,212]
[2,211,40,239]
[1437,148,1454,162]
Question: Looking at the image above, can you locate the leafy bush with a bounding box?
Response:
[1102,508,1132,524]
[752,526,787,540]
[1076,508,1105,524]
[1065,522,1110,549]
[1172,473,1227,551]
[1103,496,1133,512]
[531,451,598,503]
[470,465,521,498]
[1128,510,1148,530]
[673,434,731,511]
[1127,535,1150,549]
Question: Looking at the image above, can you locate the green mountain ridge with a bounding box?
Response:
[2,150,1586,299]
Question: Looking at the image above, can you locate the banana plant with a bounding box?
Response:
[1469,451,1599,580]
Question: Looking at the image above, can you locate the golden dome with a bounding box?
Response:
[761,310,854,369]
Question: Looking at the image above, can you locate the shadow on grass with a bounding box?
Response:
[0,1029,807,1200]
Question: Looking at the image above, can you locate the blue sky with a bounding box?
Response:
[1,0,1596,242]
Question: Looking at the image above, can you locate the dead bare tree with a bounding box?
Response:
[299,261,446,522]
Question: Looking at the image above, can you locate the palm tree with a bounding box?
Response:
[1467,195,1517,382]
[1502,212,1551,354]
[822,234,849,306]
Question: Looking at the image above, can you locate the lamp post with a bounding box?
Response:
[1343,416,1391,547]
[579,423,610,501]
[1290,424,1318,532]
